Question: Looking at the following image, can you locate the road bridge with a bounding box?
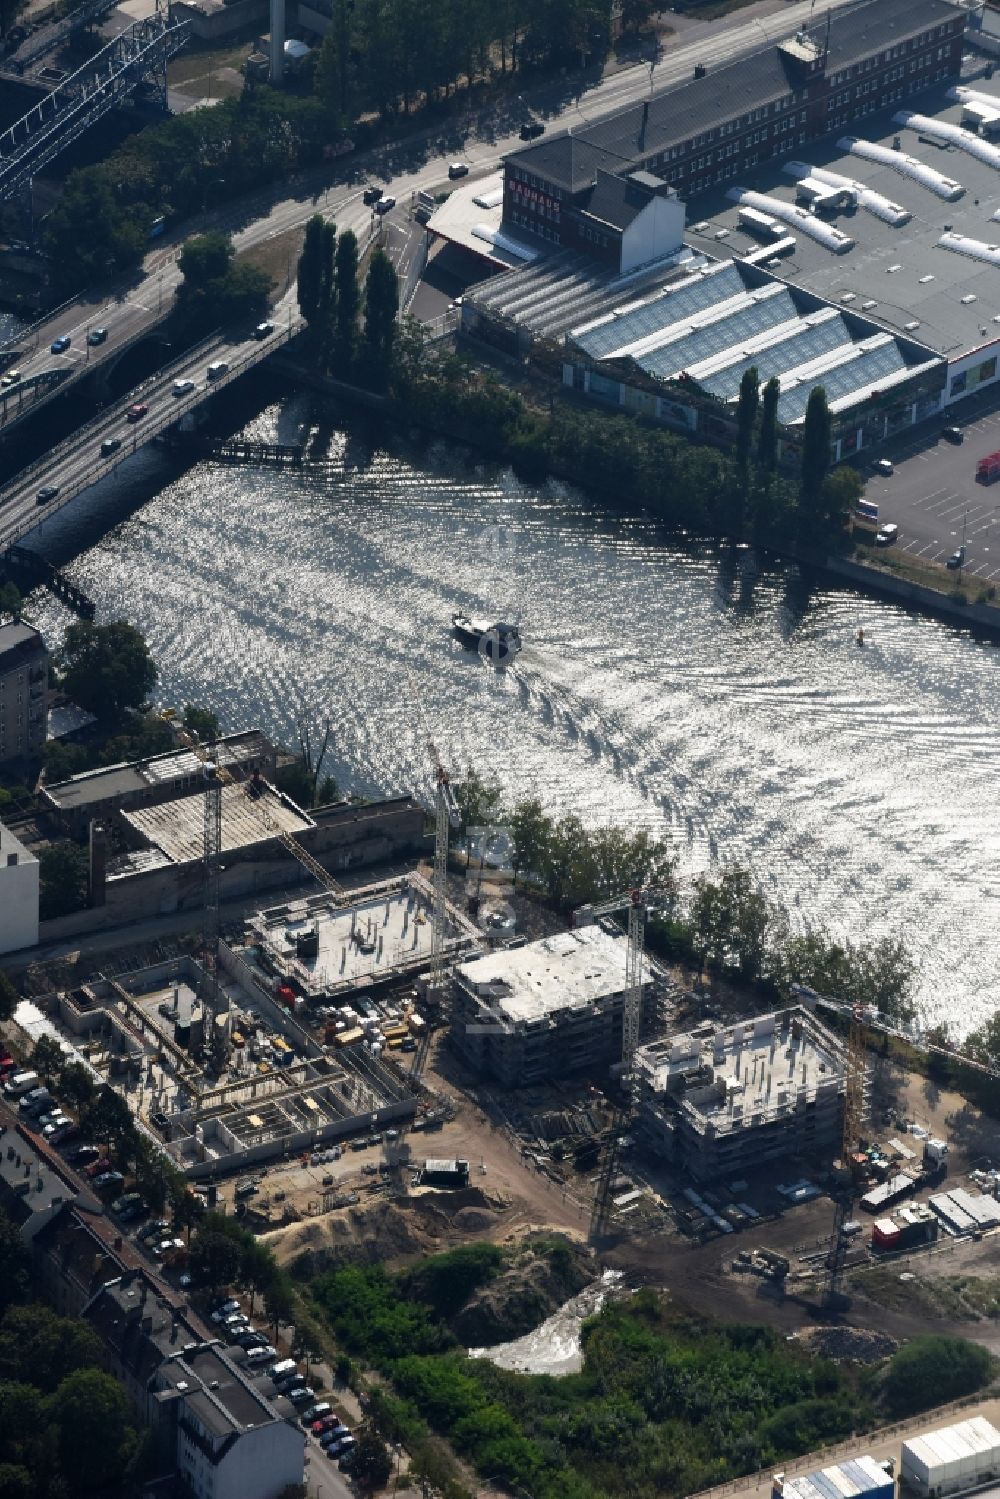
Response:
[0,308,300,548]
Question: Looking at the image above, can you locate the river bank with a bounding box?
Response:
[279,353,1000,641]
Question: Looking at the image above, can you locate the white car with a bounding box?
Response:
[172,378,195,397]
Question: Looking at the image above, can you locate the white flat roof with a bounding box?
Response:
[427,173,538,269]
[255,882,436,992]
[456,923,649,1024]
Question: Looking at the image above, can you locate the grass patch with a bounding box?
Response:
[854,542,966,596]
[167,39,254,98]
[235,225,305,299]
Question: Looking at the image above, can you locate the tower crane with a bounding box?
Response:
[425,736,461,1014]
[573,887,665,1240]
[791,983,1000,1305]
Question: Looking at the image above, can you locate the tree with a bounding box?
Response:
[189,1229,242,1293]
[757,376,780,474]
[38,841,89,921]
[883,1336,993,1417]
[821,465,864,532]
[58,620,157,722]
[0,0,26,41]
[335,228,360,357]
[735,365,759,469]
[800,385,832,517]
[0,583,21,620]
[275,758,316,809]
[351,1424,393,1489]
[81,1085,136,1162]
[177,231,270,334]
[48,1367,137,1492]
[0,971,18,1024]
[363,248,398,384]
[183,704,220,742]
[297,214,327,333]
[264,1275,295,1339]
[454,770,503,834]
[0,1221,30,1316]
[509,798,551,882]
[0,1304,103,1392]
[59,1061,97,1113]
[31,1036,65,1086]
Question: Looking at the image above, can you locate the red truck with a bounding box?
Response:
[976,449,1000,482]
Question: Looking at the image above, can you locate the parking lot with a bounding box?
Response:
[866,386,1000,584]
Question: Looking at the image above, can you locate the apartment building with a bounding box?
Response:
[0,621,47,764]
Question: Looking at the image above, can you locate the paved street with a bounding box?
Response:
[865,387,1000,584]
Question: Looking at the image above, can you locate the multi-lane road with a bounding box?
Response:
[0,0,859,527]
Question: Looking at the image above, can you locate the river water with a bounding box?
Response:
[25,394,1000,1039]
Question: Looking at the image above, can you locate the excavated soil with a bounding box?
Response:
[262,1186,512,1274]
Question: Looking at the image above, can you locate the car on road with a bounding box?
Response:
[127,403,148,423]
[88,327,108,346]
[873,458,893,476]
[943,425,963,444]
[254,321,274,340]
[375,195,396,215]
[172,378,195,396]
[36,485,59,505]
[520,120,545,140]
[362,185,383,205]
[876,523,899,546]
[50,335,71,354]
[947,546,966,569]
[100,436,122,457]
[207,360,229,381]
[448,162,469,178]
[2,369,21,386]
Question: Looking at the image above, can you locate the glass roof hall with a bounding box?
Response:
[777,341,908,424]
[699,315,853,402]
[572,263,743,359]
[637,290,799,381]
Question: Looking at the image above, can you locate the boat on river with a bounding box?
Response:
[452,613,521,664]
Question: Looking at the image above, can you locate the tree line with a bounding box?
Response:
[313,0,612,124]
[395,349,863,550]
[455,770,916,1021]
[296,213,399,388]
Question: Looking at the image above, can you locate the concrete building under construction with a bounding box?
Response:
[451,924,657,1087]
[635,1005,846,1182]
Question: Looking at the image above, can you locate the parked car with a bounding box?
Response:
[448,162,469,179]
[320,1425,351,1445]
[874,458,893,476]
[172,378,195,396]
[127,403,148,423]
[244,1345,278,1365]
[339,1451,357,1471]
[312,1416,339,1434]
[375,195,396,215]
[94,1171,126,1191]
[362,185,383,205]
[111,1192,146,1216]
[254,321,274,340]
[87,327,108,346]
[36,485,59,505]
[211,1299,241,1318]
[139,1218,171,1242]
[153,1237,185,1257]
[50,335,71,354]
[42,1116,72,1139]
[70,1144,101,1165]
[327,1437,355,1458]
[100,436,122,457]
[285,1387,313,1406]
[302,1404,332,1425]
[943,425,963,443]
[519,120,544,140]
[50,1121,78,1144]
[875,522,899,546]
[947,546,966,569]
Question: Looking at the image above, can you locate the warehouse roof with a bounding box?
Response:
[505,0,958,193]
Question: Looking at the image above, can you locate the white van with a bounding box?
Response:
[206,361,230,381]
[5,1070,39,1098]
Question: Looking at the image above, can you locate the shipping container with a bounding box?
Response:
[860,1172,917,1212]
[774,1454,894,1499]
[901,1416,1000,1497]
